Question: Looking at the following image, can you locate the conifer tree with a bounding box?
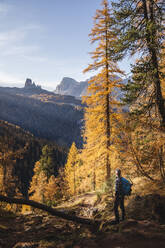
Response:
[44,175,59,204]
[110,0,165,186]
[29,161,47,203]
[64,142,78,195]
[83,0,123,184]
[40,145,59,181]
[112,0,165,126]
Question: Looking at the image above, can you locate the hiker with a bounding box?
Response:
[114,169,125,223]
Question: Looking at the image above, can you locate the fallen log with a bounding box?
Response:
[0,194,100,226]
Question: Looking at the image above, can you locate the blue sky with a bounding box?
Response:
[0,0,132,90]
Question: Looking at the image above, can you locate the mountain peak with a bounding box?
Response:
[24,78,41,90]
[54,77,88,98]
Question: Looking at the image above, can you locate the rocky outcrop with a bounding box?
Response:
[24,78,41,90]
[54,77,88,98]
[54,77,130,101]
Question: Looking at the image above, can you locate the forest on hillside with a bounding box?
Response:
[0,121,67,199]
[0,90,83,147]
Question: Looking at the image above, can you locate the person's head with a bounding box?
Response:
[116,169,121,177]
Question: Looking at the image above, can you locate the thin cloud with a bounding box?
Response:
[0,3,11,15]
[0,25,47,63]
[3,45,40,56]
[0,25,43,46]
[0,70,23,86]
[23,55,47,63]
[0,29,26,46]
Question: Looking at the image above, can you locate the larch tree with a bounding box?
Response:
[82,0,123,186]
[64,142,79,196]
[44,167,67,203]
[44,175,59,204]
[29,161,47,203]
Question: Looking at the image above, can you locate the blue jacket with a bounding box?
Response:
[115,176,123,195]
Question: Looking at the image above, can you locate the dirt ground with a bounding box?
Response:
[0,213,165,248]
[1,193,165,248]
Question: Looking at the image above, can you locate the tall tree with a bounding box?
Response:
[112,0,165,126]
[83,0,123,184]
[111,0,165,186]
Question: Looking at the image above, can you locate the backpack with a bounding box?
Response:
[121,177,132,196]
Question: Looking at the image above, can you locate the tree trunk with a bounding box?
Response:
[93,163,96,191]
[105,14,111,180]
[74,167,76,195]
[142,0,165,126]
[106,92,111,180]
[0,194,100,226]
[158,146,165,183]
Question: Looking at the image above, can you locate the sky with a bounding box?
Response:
[0,0,133,91]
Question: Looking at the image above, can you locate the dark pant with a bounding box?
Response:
[114,194,125,222]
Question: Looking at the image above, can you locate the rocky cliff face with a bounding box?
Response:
[24,78,41,90]
[54,77,88,98]
[54,77,130,100]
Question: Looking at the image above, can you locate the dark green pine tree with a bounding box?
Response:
[39,145,59,180]
[112,0,165,126]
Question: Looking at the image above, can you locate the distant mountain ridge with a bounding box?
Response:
[54,77,88,98]
[0,78,51,96]
[0,77,129,147]
[54,77,129,100]
[0,78,83,106]
[0,78,84,147]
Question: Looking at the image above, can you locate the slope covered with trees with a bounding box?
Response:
[0,120,66,199]
[0,90,83,147]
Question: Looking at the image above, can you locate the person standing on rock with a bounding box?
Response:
[114,169,125,224]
